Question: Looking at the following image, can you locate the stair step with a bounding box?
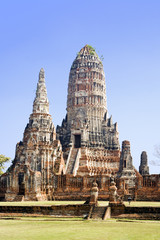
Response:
[91,206,107,219]
[67,148,79,174]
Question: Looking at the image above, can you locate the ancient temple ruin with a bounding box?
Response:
[57,45,120,176]
[0,45,159,202]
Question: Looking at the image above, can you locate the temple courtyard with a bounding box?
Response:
[0,201,160,240]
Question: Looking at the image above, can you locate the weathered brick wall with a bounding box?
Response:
[54,174,160,201]
[110,203,160,219]
[0,204,91,217]
[136,188,160,201]
[54,174,111,200]
[125,206,160,214]
[1,204,160,220]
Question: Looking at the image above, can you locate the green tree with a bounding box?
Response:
[0,154,10,175]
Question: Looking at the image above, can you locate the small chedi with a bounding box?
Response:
[0,45,160,202]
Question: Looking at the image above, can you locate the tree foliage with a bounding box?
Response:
[0,154,10,175]
[150,145,160,166]
[154,145,160,157]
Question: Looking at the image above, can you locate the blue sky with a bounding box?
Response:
[0,0,160,173]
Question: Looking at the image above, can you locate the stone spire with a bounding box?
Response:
[33,68,49,114]
[57,45,119,150]
[67,44,107,126]
[119,141,133,171]
[139,151,149,175]
[3,69,65,201]
[23,67,56,147]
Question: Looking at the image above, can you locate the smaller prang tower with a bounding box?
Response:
[139,151,149,176]
[118,141,136,187]
[4,69,64,201]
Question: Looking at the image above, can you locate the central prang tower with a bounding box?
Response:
[57,45,120,176]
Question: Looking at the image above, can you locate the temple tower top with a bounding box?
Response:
[67,44,107,127]
[33,68,49,114]
[57,45,119,150]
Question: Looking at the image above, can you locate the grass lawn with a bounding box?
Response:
[123,201,160,207]
[0,201,160,240]
[0,218,160,240]
[0,201,85,206]
[0,201,159,207]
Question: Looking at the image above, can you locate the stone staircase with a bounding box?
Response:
[89,206,110,220]
[13,195,24,202]
[66,148,79,174]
